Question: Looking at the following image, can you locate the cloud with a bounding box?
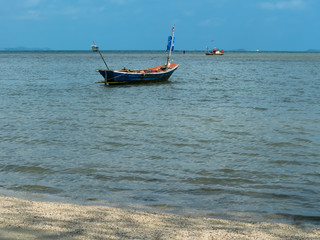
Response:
[198,18,224,28]
[7,1,85,20]
[56,6,81,16]
[260,0,306,10]
[11,9,41,20]
[22,0,42,8]
[183,10,195,17]
[107,0,135,5]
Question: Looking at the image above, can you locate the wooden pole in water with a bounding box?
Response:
[104,71,108,86]
[93,41,110,71]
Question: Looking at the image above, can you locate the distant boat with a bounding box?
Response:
[93,26,179,85]
[91,44,99,52]
[206,47,224,55]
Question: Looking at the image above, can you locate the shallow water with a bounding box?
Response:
[1,51,320,224]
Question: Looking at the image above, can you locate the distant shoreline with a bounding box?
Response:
[1,49,320,53]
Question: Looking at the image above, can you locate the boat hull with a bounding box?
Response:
[205,52,224,55]
[97,63,179,85]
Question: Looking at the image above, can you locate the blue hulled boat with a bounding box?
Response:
[93,25,178,85]
[96,63,179,85]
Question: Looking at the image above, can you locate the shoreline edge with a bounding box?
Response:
[1,194,319,239]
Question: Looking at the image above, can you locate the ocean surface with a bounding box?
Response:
[1,51,320,224]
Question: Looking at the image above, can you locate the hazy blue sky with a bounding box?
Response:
[1,0,319,51]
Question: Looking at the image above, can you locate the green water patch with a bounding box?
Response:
[1,164,54,174]
[8,184,63,194]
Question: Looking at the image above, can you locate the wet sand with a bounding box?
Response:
[0,194,319,239]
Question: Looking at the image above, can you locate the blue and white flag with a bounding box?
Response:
[167,36,175,51]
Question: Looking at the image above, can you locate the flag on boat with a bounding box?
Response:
[167,25,175,51]
[167,36,175,51]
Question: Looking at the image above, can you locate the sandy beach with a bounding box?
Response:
[0,194,319,239]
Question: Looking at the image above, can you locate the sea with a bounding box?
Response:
[1,50,319,225]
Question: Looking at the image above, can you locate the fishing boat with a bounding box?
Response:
[93,26,178,85]
[96,63,178,85]
[205,47,224,55]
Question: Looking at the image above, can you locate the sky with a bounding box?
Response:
[0,0,319,51]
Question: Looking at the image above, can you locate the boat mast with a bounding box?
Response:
[92,41,110,71]
[166,25,175,69]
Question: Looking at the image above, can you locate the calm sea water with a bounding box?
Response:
[1,51,320,224]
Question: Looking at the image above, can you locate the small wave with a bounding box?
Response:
[270,160,304,166]
[252,107,268,111]
[245,191,305,201]
[266,213,320,225]
[265,141,301,148]
[185,177,256,186]
[147,204,180,211]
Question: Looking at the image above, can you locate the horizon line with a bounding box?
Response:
[1,49,320,53]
